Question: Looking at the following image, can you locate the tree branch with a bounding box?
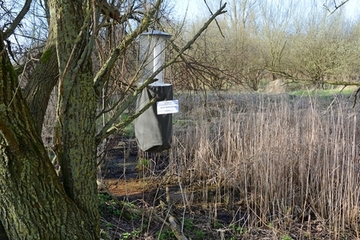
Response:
[204,0,225,38]
[323,0,349,14]
[93,0,164,96]
[3,0,32,39]
[96,0,142,24]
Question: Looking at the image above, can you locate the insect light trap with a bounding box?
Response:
[135,30,178,152]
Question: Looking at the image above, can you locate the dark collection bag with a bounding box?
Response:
[135,84,173,152]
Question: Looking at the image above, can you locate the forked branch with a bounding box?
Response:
[323,0,349,14]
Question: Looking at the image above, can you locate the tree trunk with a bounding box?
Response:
[50,0,100,237]
[0,33,97,239]
[23,38,58,134]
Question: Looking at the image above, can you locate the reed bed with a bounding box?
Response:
[169,93,360,238]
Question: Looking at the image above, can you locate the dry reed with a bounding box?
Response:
[169,93,360,238]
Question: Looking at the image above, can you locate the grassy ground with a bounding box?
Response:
[99,89,360,240]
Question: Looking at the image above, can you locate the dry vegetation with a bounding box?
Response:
[101,91,360,239]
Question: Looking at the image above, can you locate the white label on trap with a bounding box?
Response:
[157,100,179,115]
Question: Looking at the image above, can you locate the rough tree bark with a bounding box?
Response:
[0,32,98,239]
[0,0,163,237]
[49,0,100,237]
[23,35,58,134]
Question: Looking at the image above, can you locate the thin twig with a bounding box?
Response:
[323,0,349,14]
[204,0,225,38]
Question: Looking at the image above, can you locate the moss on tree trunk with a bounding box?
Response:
[50,0,100,237]
[0,32,98,239]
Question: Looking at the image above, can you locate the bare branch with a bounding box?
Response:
[323,0,349,14]
[93,0,164,96]
[3,0,32,39]
[204,0,225,38]
[96,0,142,25]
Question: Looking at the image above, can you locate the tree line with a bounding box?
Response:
[172,0,360,91]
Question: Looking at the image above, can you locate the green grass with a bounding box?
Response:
[120,229,141,240]
[98,193,121,217]
[290,87,355,97]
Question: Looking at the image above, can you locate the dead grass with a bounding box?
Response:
[102,92,360,239]
[168,92,360,239]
